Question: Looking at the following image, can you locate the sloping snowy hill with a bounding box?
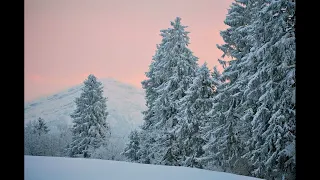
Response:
[24,78,146,139]
[25,156,262,180]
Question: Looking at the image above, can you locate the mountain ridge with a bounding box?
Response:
[24,78,146,140]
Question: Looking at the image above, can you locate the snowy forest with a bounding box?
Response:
[24,0,295,179]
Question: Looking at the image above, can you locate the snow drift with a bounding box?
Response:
[25,155,262,180]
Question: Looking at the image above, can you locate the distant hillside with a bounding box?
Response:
[24,78,146,141]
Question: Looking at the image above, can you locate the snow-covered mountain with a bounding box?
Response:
[24,78,146,140]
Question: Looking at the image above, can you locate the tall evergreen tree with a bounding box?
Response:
[240,0,296,179]
[138,42,167,164]
[68,74,110,158]
[138,17,199,166]
[203,0,295,179]
[201,0,258,173]
[176,62,215,168]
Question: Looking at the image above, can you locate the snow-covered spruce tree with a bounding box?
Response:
[68,74,110,158]
[153,17,199,166]
[202,88,246,174]
[200,0,261,175]
[136,130,153,164]
[240,0,296,179]
[139,17,198,166]
[24,120,40,155]
[24,118,52,156]
[203,0,295,179]
[34,117,49,136]
[198,65,225,171]
[138,41,167,164]
[176,62,216,169]
[55,124,73,157]
[122,130,140,162]
[24,120,73,157]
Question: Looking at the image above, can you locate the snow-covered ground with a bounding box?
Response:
[25,156,262,180]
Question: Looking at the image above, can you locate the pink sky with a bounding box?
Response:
[25,0,233,102]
